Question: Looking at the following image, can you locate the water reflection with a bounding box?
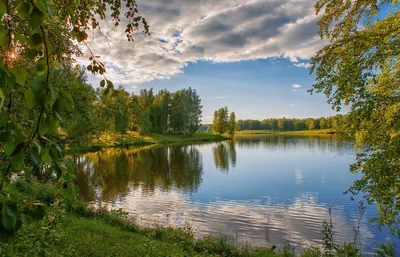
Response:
[213,140,236,173]
[234,134,354,155]
[76,135,397,252]
[77,145,203,202]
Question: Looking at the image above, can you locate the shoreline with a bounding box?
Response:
[235,129,337,135]
[68,132,230,155]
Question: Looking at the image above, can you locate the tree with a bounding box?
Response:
[228,112,236,136]
[312,0,400,235]
[0,0,149,245]
[186,87,202,135]
[153,89,170,134]
[278,118,285,131]
[319,117,328,129]
[50,66,97,144]
[306,118,315,130]
[212,107,235,135]
[212,111,220,134]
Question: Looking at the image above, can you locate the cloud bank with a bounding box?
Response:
[79,0,324,85]
[294,62,312,68]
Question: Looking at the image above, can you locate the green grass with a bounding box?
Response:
[69,132,229,155]
[147,132,229,144]
[44,214,276,257]
[235,129,336,135]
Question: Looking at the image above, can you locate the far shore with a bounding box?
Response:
[235,129,336,135]
[68,132,230,155]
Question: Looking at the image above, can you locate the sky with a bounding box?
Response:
[80,0,344,123]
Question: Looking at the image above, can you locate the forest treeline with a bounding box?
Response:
[200,115,344,133]
[235,116,343,131]
[58,67,202,144]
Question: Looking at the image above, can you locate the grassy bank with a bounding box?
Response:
[69,132,229,154]
[5,180,397,257]
[235,129,336,135]
[8,180,274,257]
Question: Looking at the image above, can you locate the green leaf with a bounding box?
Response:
[29,33,43,48]
[0,27,9,49]
[10,150,25,171]
[46,116,59,133]
[30,142,42,166]
[36,57,46,74]
[39,117,48,136]
[32,78,46,105]
[14,32,27,44]
[9,66,27,85]
[50,87,59,101]
[42,149,52,164]
[21,214,33,226]
[5,202,17,216]
[34,0,47,14]
[17,2,31,18]
[100,79,105,87]
[5,142,15,156]
[0,88,4,99]
[52,60,61,68]
[47,4,54,17]
[107,80,114,88]
[24,89,36,108]
[0,1,6,16]
[25,49,40,59]
[53,110,64,122]
[2,211,16,231]
[30,7,44,29]
[32,141,42,154]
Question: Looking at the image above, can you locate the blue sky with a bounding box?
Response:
[81,0,348,123]
[137,59,338,123]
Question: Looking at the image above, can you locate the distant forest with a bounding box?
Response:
[200,115,343,132]
[55,67,203,146]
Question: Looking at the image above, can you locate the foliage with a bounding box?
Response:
[212,107,235,136]
[374,242,398,257]
[311,0,400,235]
[94,86,203,137]
[228,112,236,136]
[236,115,343,132]
[0,0,149,250]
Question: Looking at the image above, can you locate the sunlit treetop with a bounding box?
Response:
[0,0,149,244]
[312,0,400,236]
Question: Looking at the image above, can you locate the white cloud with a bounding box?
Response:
[289,104,296,107]
[78,0,324,85]
[213,96,228,99]
[292,84,302,89]
[294,62,311,68]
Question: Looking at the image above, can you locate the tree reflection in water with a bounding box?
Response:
[213,140,236,173]
[76,145,203,202]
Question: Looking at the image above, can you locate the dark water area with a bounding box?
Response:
[76,135,399,253]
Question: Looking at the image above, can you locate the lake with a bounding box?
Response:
[76,135,398,253]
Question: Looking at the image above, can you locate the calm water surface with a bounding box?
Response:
[76,135,398,252]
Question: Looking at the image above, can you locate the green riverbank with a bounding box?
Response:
[8,178,393,257]
[5,151,395,257]
[8,180,275,257]
[69,132,229,154]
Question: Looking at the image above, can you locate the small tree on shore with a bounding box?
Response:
[212,107,235,135]
[228,112,236,136]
